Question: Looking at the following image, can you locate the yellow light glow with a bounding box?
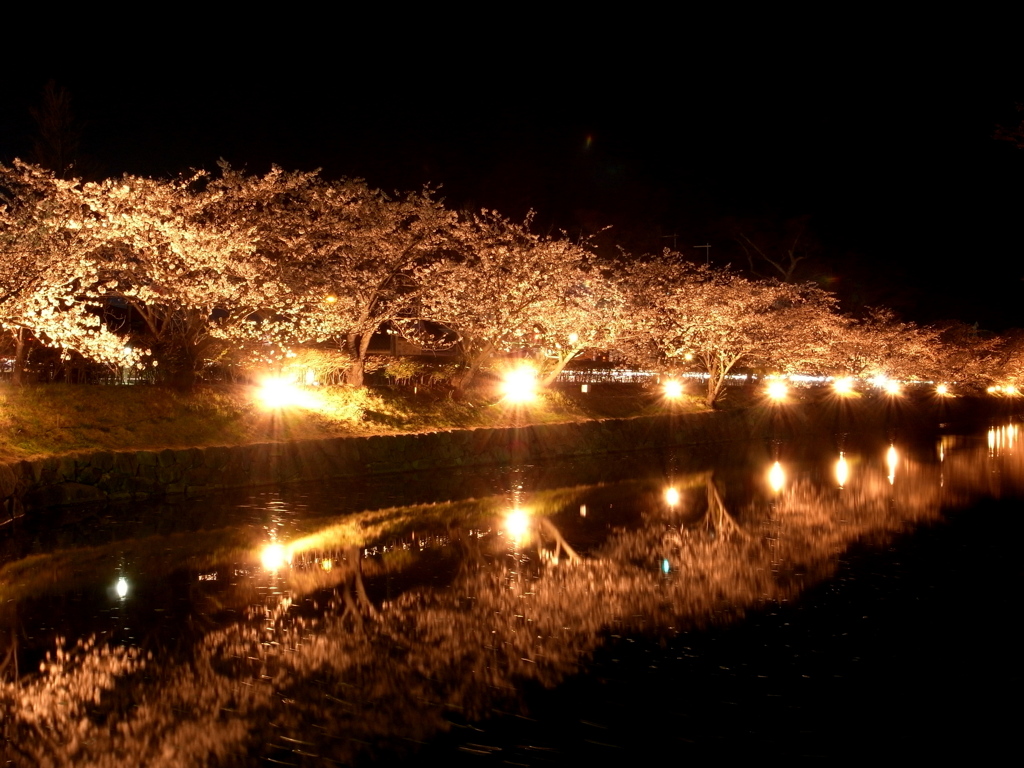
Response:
[663,379,684,399]
[320,558,333,572]
[261,543,291,571]
[505,508,530,542]
[324,295,338,303]
[833,377,855,396]
[885,380,902,396]
[935,383,950,396]
[766,380,788,401]
[501,366,538,403]
[887,445,898,484]
[768,461,785,493]
[664,487,680,506]
[258,377,310,409]
[835,452,848,488]
[115,577,128,599]
[988,385,1001,395]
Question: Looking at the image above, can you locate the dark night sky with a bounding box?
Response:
[2,21,1022,330]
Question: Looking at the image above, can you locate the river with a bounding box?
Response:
[1,419,1021,765]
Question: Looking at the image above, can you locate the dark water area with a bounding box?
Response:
[1,421,1021,766]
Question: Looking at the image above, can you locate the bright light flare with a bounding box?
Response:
[766,380,788,401]
[833,377,855,396]
[258,377,313,409]
[261,543,291,571]
[884,380,902,396]
[500,367,538,403]
[935,383,951,397]
[663,379,684,399]
[664,487,680,506]
[504,508,530,542]
[115,577,128,599]
[768,461,785,493]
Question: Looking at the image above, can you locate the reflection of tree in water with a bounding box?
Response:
[3,437,1004,766]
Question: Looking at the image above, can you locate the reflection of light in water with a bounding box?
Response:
[579,504,587,517]
[835,452,848,488]
[887,445,898,484]
[661,558,671,574]
[321,558,333,572]
[261,543,291,570]
[768,461,785,493]
[116,577,128,599]
[505,509,530,542]
[987,424,1018,456]
[664,487,680,506]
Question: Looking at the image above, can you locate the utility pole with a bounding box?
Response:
[695,243,711,264]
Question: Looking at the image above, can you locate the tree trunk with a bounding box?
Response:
[453,340,494,392]
[343,332,375,387]
[12,329,27,386]
[541,349,581,388]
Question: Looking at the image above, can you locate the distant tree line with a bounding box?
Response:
[2,160,1022,405]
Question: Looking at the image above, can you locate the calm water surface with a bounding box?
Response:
[2,421,1021,765]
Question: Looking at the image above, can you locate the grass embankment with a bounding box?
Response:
[0,382,705,463]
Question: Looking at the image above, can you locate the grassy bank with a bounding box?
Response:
[0,382,705,463]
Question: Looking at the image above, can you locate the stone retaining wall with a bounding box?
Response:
[3,396,1005,514]
[2,410,769,514]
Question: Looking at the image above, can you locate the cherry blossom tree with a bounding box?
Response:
[827,308,943,383]
[413,212,609,390]
[75,165,320,386]
[250,176,456,386]
[623,253,841,407]
[0,161,140,383]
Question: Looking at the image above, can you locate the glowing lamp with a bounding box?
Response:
[664,487,680,506]
[501,367,537,403]
[663,380,684,399]
[768,461,785,493]
[885,380,902,396]
[936,383,950,397]
[505,508,530,542]
[261,543,290,570]
[766,380,788,401]
[116,577,128,599]
[833,377,855,396]
[258,377,303,408]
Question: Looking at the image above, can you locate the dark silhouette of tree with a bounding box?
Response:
[28,81,98,180]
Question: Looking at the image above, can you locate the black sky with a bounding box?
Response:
[2,23,1021,329]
